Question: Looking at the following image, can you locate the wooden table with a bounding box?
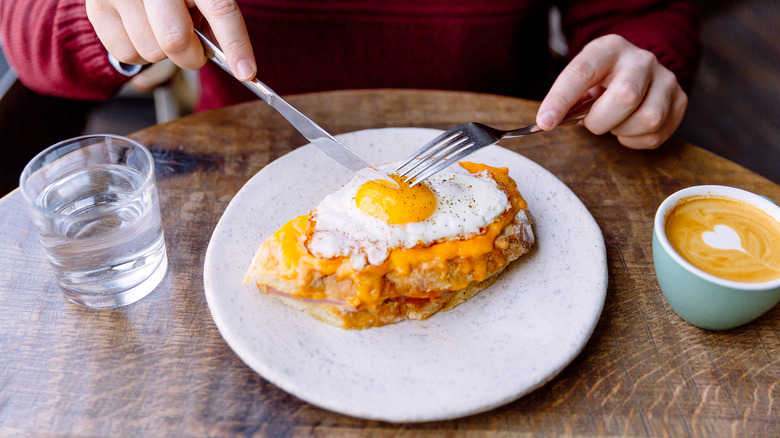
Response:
[1,90,778,436]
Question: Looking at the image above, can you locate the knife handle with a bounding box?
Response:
[194,29,276,104]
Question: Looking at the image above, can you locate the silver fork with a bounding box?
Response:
[396,96,596,186]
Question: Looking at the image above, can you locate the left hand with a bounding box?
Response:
[536,34,688,149]
[86,0,256,81]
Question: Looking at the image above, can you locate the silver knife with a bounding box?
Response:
[194,30,395,185]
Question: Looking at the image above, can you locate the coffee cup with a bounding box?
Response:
[652,185,780,330]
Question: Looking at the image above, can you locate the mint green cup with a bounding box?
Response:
[652,185,780,330]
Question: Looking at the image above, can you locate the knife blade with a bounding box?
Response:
[195,30,396,186]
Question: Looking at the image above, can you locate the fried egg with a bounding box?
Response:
[307,162,511,269]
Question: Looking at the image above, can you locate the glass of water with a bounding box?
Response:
[20,134,168,309]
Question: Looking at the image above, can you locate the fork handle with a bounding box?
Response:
[505,95,596,137]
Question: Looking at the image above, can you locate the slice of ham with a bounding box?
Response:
[264,286,359,312]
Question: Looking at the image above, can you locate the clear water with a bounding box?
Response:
[34,164,167,307]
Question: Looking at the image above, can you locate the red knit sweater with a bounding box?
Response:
[0,0,700,111]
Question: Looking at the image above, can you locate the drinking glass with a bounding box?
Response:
[20,134,168,309]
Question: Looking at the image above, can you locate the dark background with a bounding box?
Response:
[2,0,777,196]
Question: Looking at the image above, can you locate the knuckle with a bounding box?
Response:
[634,49,657,69]
[613,81,643,108]
[639,133,664,149]
[157,27,191,54]
[656,67,677,86]
[638,106,666,132]
[204,0,239,16]
[567,59,596,83]
[590,34,627,52]
[220,37,250,54]
[646,134,665,149]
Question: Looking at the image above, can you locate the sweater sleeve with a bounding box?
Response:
[0,0,130,100]
[559,0,701,92]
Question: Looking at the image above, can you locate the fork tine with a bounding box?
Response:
[398,134,470,178]
[394,130,461,173]
[404,138,475,182]
[408,142,485,187]
[400,96,596,185]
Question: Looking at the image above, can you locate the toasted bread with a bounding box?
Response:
[244,163,534,329]
[249,209,533,329]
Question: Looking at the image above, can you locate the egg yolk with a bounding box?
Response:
[355,175,436,224]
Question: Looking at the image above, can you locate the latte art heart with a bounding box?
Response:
[665,196,780,283]
[701,224,745,253]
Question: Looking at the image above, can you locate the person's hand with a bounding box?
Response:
[86,0,256,81]
[536,34,687,149]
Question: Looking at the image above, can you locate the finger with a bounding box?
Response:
[111,0,165,63]
[610,68,680,137]
[129,59,178,91]
[536,36,623,130]
[581,58,652,135]
[86,0,145,65]
[194,0,256,80]
[144,0,206,70]
[614,86,688,149]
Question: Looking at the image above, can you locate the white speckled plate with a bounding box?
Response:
[203,128,607,423]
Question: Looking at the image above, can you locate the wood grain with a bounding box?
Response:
[1,90,778,436]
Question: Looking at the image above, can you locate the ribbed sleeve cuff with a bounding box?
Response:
[53,0,132,100]
[1,0,133,100]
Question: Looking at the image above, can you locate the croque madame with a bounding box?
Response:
[244,162,534,329]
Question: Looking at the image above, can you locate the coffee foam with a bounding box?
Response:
[664,195,780,283]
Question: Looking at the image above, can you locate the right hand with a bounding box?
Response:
[535,34,687,150]
[86,0,257,81]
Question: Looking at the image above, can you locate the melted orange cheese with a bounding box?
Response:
[248,162,525,308]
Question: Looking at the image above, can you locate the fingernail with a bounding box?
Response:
[236,59,255,80]
[539,111,557,129]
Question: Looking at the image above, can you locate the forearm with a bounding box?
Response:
[0,0,129,100]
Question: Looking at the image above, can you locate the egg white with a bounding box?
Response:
[307,163,510,269]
